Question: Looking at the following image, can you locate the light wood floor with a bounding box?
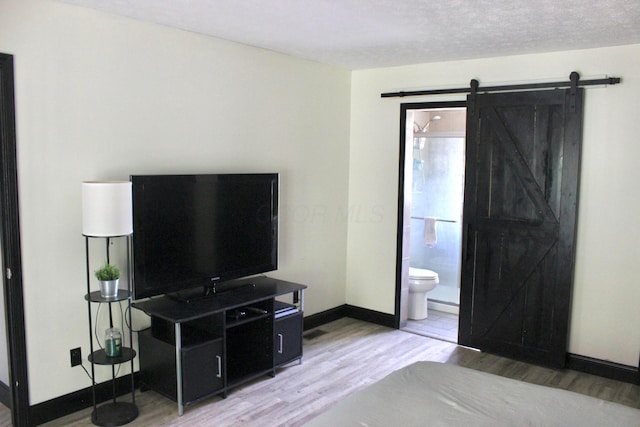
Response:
[4,317,639,426]
[404,309,459,343]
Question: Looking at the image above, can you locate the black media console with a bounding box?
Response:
[132,276,306,415]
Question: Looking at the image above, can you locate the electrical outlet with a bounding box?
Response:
[70,347,82,367]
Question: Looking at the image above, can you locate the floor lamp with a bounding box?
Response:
[82,181,138,426]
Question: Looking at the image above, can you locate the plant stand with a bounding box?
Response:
[84,235,138,426]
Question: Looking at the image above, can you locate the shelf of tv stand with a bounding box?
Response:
[133,276,306,416]
[133,277,304,322]
[226,312,271,328]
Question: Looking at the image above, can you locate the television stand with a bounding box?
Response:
[132,276,306,415]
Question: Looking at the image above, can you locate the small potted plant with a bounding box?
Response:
[95,263,120,299]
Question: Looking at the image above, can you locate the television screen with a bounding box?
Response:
[131,173,278,300]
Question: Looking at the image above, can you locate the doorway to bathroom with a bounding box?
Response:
[397,103,466,343]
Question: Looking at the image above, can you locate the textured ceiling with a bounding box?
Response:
[54,0,640,69]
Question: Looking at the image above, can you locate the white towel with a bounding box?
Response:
[423,217,437,247]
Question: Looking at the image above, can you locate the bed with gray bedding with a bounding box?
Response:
[304,361,640,426]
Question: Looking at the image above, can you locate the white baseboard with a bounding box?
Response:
[428,300,459,315]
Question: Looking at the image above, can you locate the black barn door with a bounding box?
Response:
[458,88,583,368]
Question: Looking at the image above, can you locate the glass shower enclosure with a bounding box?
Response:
[409,112,465,306]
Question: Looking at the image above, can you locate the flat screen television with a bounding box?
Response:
[130,173,278,300]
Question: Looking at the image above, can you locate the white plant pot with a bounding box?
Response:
[99,279,119,299]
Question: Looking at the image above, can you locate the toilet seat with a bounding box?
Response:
[409,267,438,281]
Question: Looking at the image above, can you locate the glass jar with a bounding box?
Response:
[104,327,122,357]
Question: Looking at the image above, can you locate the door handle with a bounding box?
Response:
[277,333,283,354]
[462,223,469,263]
[216,355,222,378]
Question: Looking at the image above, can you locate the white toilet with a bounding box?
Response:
[408,267,439,320]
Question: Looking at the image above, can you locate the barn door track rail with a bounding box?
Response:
[380,72,621,99]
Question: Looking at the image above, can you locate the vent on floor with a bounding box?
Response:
[303,329,328,340]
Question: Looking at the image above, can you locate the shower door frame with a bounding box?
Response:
[395,101,466,330]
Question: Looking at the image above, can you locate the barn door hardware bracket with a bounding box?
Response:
[468,79,479,114]
[569,71,580,112]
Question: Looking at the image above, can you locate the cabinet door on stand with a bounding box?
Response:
[139,330,224,404]
[182,339,224,402]
[274,313,303,366]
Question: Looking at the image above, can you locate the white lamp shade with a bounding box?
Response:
[82,181,133,237]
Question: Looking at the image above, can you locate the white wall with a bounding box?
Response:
[0,0,351,404]
[348,45,640,367]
